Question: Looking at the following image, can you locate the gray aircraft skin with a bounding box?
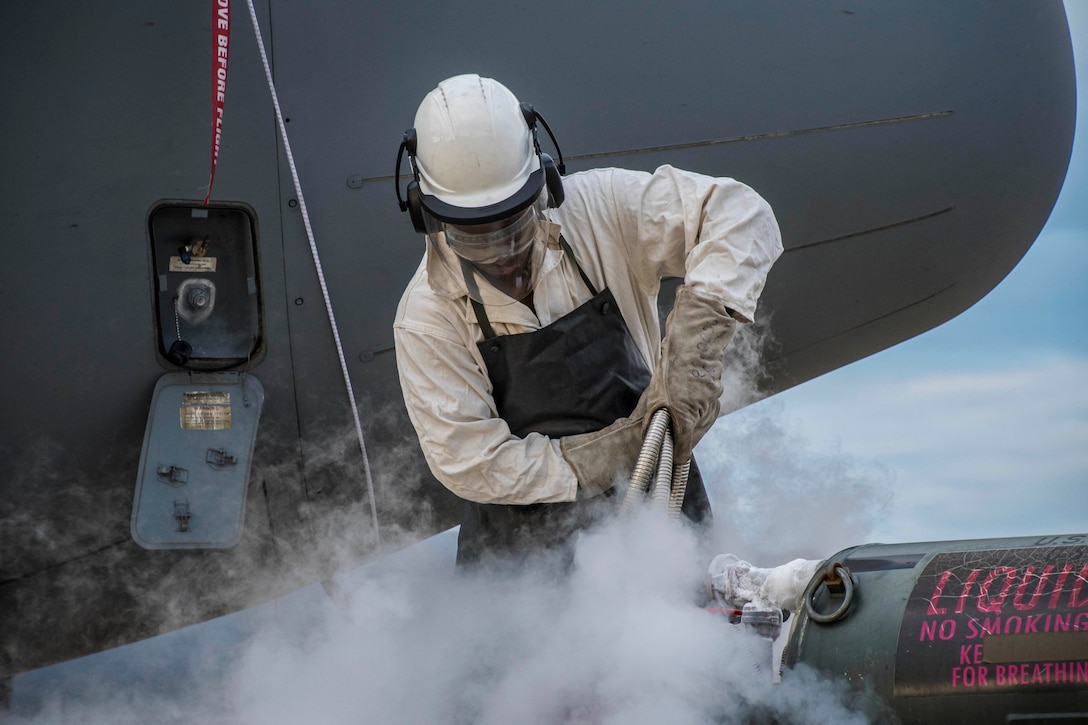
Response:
[0,0,1075,692]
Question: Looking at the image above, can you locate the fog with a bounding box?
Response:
[9,320,898,724]
[11,518,889,724]
[10,401,895,724]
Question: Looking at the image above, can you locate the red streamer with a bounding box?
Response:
[205,0,230,205]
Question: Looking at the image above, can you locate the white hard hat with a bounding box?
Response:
[413,74,543,216]
[395,74,565,304]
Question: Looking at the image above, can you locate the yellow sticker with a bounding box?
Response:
[180,404,232,430]
[183,391,230,405]
[169,256,218,273]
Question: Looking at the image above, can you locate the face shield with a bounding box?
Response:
[424,191,550,305]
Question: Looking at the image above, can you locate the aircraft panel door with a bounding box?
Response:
[132,372,265,549]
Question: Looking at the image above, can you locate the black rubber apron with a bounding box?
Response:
[457,236,711,567]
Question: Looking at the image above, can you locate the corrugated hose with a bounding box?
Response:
[621,408,689,518]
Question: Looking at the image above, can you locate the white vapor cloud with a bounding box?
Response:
[11,510,892,724]
[222,512,884,725]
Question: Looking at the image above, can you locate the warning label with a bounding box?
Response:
[183,391,230,405]
[895,537,1088,697]
[169,256,217,273]
[180,391,231,430]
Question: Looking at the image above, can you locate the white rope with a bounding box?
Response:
[244,0,381,546]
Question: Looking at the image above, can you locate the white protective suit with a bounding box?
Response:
[393,165,782,506]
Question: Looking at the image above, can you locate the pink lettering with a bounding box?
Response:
[1013,565,1054,611]
[928,570,952,614]
[978,567,1017,613]
[939,619,956,640]
[956,569,981,613]
[952,666,988,687]
[1049,564,1074,609]
[1071,562,1088,607]
[920,620,937,641]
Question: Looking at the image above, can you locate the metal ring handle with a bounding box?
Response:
[804,563,855,624]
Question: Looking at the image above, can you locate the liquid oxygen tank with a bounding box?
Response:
[780,534,1088,722]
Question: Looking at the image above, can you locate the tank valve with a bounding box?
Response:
[706,554,822,614]
[176,279,216,324]
[740,603,784,677]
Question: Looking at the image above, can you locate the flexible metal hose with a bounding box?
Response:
[650,426,674,512]
[668,459,690,519]
[621,408,689,518]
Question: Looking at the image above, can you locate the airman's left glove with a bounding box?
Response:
[638,285,736,465]
[560,416,644,498]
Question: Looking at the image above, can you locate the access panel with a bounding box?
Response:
[148,201,263,369]
[132,372,265,549]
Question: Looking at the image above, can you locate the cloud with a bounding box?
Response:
[766,354,1088,543]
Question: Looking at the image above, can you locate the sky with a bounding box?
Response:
[698,1,1087,555]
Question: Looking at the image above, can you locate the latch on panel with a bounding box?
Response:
[206,448,237,468]
[133,372,265,549]
[174,501,191,532]
[156,465,189,486]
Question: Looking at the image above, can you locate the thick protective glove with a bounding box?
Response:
[639,285,736,465]
[559,416,644,498]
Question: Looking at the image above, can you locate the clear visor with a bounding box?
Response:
[443,205,539,265]
[424,193,550,305]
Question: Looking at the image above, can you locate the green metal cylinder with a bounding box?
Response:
[781,534,1088,722]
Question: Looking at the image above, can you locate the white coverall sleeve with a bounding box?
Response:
[394,306,579,506]
[610,165,782,323]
